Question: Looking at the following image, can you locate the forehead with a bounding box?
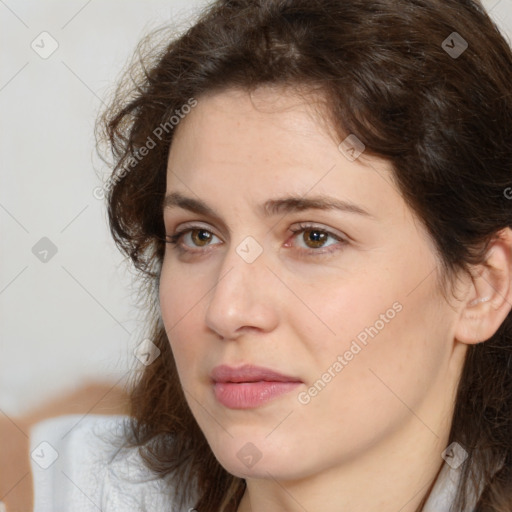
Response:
[171,86,332,157]
[165,87,405,223]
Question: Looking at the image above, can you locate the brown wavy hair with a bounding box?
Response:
[97,0,512,510]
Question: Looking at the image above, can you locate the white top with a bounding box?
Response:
[30,415,188,512]
[29,414,477,512]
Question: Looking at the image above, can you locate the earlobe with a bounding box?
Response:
[454,228,512,345]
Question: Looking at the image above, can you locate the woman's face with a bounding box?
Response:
[160,87,465,480]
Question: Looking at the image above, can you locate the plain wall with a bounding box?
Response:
[0,0,210,416]
[1,0,511,417]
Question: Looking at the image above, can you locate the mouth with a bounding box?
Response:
[210,364,303,409]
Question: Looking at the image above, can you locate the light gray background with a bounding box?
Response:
[1,0,511,416]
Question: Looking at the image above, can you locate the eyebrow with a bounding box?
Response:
[162,191,374,219]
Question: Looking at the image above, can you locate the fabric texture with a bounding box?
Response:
[30,414,186,512]
[30,414,477,512]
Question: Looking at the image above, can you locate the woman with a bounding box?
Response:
[30,0,512,510]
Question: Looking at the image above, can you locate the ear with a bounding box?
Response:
[455,228,512,345]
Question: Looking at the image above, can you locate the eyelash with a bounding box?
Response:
[165,223,347,257]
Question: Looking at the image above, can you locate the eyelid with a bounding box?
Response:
[166,220,224,241]
[288,222,347,241]
[171,220,222,235]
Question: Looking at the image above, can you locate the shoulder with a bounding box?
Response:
[29,414,189,512]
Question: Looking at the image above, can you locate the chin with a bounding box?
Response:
[209,436,312,481]
[218,456,301,481]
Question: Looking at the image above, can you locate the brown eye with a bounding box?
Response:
[165,226,222,251]
[190,229,213,246]
[302,229,329,248]
[287,223,347,256]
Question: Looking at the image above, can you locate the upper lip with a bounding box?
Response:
[211,364,302,383]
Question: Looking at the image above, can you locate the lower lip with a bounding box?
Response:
[213,381,301,409]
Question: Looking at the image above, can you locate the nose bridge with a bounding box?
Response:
[204,236,277,338]
[214,234,268,297]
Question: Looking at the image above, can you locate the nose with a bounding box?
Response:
[204,244,279,340]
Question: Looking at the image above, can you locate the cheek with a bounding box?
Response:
[301,250,449,402]
[298,268,397,356]
[159,257,206,327]
[159,265,206,378]
[313,280,448,417]
[291,292,449,465]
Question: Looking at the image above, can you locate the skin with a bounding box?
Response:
[159,86,512,512]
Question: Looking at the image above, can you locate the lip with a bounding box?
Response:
[211,364,302,409]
